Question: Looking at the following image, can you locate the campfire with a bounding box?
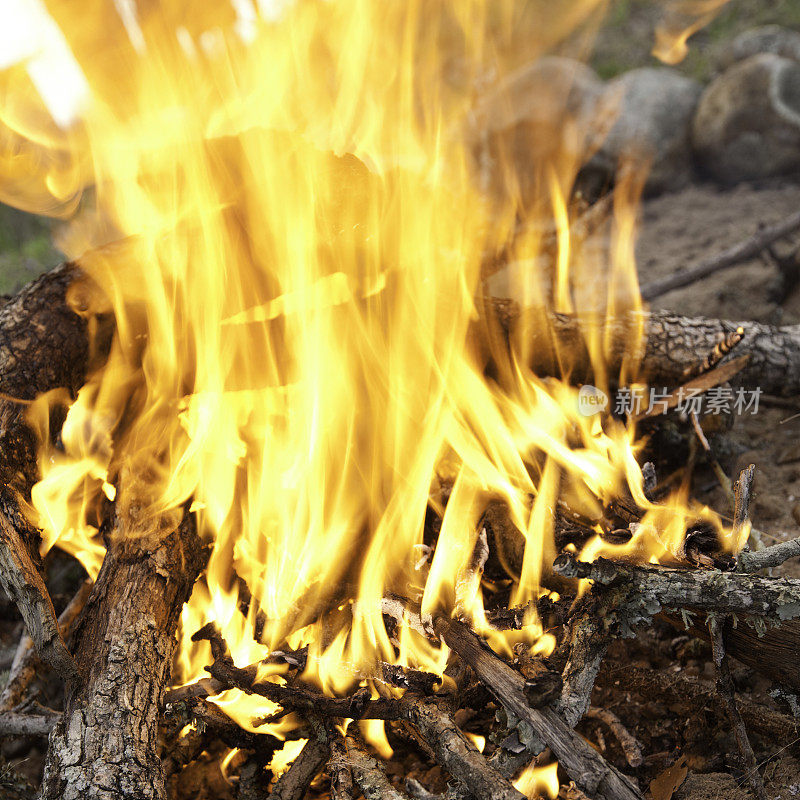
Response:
[1,1,800,798]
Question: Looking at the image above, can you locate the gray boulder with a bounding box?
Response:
[590,68,702,195]
[717,25,800,70]
[692,53,800,183]
[467,57,605,206]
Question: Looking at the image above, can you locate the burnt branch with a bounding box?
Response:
[269,736,329,800]
[553,553,800,622]
[400,693,525,800]
[435,617,642,800]
[0,577,91,711]
[708,617,768,800]
[345,734,412,800]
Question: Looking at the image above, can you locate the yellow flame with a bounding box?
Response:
[514,761,560,799]
[653,0,733,65]
[0,0,734,732]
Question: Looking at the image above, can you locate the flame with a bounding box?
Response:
[513,761,559,799]
[0,0,735,731]
[653,0,733,65]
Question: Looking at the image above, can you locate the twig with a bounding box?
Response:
[192,625,401,721]
[732,465,756,548]
[165,676,225,704]
[708,617,768,800]
[689,412,734,504]
[434,617,642,800]
[633,355,749,422]
[0,579,91,711]
[640,209,800,300]
[400,693,525,800]
[584,707,643,768]
[345,734,412,800]
[596,664,797,744]
[269,736,329,800]
[738,537,800,573]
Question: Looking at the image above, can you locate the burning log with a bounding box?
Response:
[38,507,206,800]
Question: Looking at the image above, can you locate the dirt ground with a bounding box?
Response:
[594,179,800,800]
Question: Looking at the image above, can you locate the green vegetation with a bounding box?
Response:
[0,206,60,295]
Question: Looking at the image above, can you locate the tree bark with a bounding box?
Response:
[489,299,800,396]
[39,509,206,800]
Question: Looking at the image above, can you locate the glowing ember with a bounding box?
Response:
[0,0,735,735]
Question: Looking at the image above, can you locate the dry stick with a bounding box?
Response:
[732,464,756,545]
[0,578,92,712]
[400,694,525,800]
[708,470,768,800]
[640,208,800,300]
[708,617,768,800]
[345,734,412,800]
[584,708,643,769]
[738,537,800,573]
[39,509,207,800]
[682,326,745,380]
[0,711,56,738]
[435,617,642,800]
[596,663,798,744]
[557,606,609,729]
[268,736,329,800]
[0,510,78,683]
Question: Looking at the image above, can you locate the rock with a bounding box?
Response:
[692,53,800,183]
[590,68,702,195]
[718,25,800,70]
[467,56,605,208]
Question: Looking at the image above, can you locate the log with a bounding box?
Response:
[38,509,206,800]
[489,299,800,396]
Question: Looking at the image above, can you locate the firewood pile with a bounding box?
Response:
[1,223,800,800]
